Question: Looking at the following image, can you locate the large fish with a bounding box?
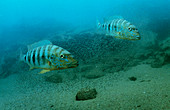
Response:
[97,16,141,40]
[20,40,78,74]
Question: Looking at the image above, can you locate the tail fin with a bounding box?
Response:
[19,48,24,61]
[96,20,101,29]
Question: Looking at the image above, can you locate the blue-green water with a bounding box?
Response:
[0,0,170,109]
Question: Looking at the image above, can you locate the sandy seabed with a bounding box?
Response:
[0,64,169,110]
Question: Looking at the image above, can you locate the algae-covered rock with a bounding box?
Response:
[76,87,97,101]
[160,37,170,55]
[151,54,165,68]
[160,37,170,50]
[150,37,170,68]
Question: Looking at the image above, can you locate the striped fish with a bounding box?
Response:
[97,16,141,40]
[20,40,78,74]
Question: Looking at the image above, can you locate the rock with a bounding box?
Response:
[45,74,62,84]
[128,76,137,81]
[137,105,141,108]
[160,37,170,56]
[160,37,170,50]
[149,37,170,67]
[76,88,97,101]
[50,105,54,108]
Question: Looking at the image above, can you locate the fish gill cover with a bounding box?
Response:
[0,0,170,109]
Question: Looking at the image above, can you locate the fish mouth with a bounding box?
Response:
[68,60,79,68]
[136,36,141,40]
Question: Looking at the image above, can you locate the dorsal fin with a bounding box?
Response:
[104,16,124,22]
[27,40,52,51]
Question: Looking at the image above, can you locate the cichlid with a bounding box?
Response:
[97,16,141,40]
[20,40,78,74]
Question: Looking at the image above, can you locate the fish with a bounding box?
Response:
[97,16,141,40]
[20,40,78,74]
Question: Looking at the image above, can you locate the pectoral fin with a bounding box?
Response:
[114,35,122,39]
[29,67,35,71]
[39,69,50,74]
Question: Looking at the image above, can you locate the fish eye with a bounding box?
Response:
[60,54,64,58]
[128,27,132,31]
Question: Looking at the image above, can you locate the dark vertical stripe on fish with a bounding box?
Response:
[114,26,117,31]
[32,49,36,65]
[28,51,32,64]
[24,55,26,61]
[112,23,115,31]
[42,46,46,65]
[113,20,117,32]
[37,47,41,66]
[108,24,110,31]
[115,19,119,32]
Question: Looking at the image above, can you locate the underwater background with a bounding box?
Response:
[0,0,170,109]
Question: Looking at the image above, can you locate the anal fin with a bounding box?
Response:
[39,69,50,74]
